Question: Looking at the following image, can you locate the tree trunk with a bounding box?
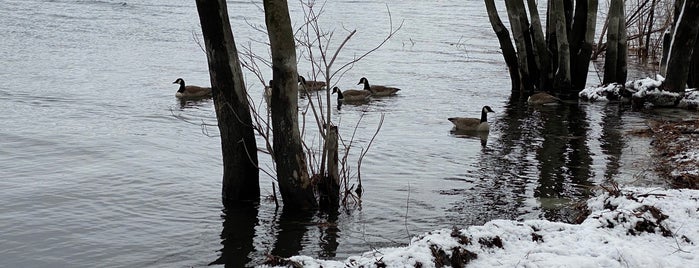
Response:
[603,0,621,85]
[570,0,598,92]
[571,0,598,94]
[505,0,534,93]
[664,0,699,92]
[484,0,521,92]
[552,0,572,91]
[526,0,552,91]
[319,125,339,209]
[688,35,699,88]
[615,1,628,85]
[263,0,317,210]
[195,0,260,206]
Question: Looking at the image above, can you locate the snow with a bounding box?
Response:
[626,74,666,92]
[578,83,623,102]
[260,187,699,268]
[678,89,699,110]
[580,75,699,109]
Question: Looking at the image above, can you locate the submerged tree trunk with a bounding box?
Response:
[319,125,339,209]
[663,0,699,92]
[195,0,260,206]
[485,0,521,92]
[263,0,317,210]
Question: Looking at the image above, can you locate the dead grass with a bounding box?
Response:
[647,119,699,189]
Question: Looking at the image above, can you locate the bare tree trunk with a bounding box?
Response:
[527,0,552,91]
[552,0,572,91]
[505,0,535,93]
[644,0,657,59]
[264,0,317,210]
[319,125,339,209]
[603,0,622,84]
[195,0,260,206]
[661,0,686,75]
[663,0,699,92]
[689,36,699,88]
[485,0,521,92]
[570,0,598,92]
[615,1,628,85]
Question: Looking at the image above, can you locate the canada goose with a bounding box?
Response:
[298,75,326,91]
[332,86,371,103]
[172,78,212,99]
[357,77,401,96]
[448,105,495,132]
[527,92,561,105]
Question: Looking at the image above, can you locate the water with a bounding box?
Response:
[0,0,674,267]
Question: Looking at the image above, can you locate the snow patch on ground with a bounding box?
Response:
[678,89,699,110]
[578,83,623,102]
[260,187,699,268]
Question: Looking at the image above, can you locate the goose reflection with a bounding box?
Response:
[450,129,489,147]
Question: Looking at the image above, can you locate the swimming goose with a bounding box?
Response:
[332,87,371,103]
[172,78,212,99]
[298,76,327,91]
[527,92,561,105]
[357,77,401,96]
[448,105,495,132]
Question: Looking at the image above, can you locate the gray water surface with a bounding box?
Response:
[0,0,668,267]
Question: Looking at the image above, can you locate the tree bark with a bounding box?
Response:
[664,0,699,92]
[319,125,339,209]
[603,0,621,85]
[505,0,534,93]
[484,0,521,92]
[552,0,572,91]
[195,0,260,206]
[263,0,317,210]
[526,0,551,91]
[615,1,628,85]
[571,0,598,92]
[688,34,699,88]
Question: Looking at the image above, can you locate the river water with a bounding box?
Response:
[0,0,675,267]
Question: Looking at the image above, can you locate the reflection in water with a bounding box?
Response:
[531,103,593,221]
[270,209,315,258]
[210,205,259,267]
[450,129,489,147]
[600,104,625,180]
[178,97,212,109]
[317,211,340,259]
[451,94,598,223]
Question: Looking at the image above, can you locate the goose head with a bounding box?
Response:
[357,77,370,90]
[480,105,495,122]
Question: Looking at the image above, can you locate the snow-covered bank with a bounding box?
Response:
[579,75,699,109]
[261,187,699,267]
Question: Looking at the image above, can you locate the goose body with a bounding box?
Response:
[173,78,212,99]
[358,77,400,96]
[448,105,495,132]
[332,86,371,103]
[298,75,327,91]
[527,92,561,105]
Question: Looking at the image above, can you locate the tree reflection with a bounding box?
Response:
[456,94,597,223]
[270,209,314,258]
[210,204,259,267]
